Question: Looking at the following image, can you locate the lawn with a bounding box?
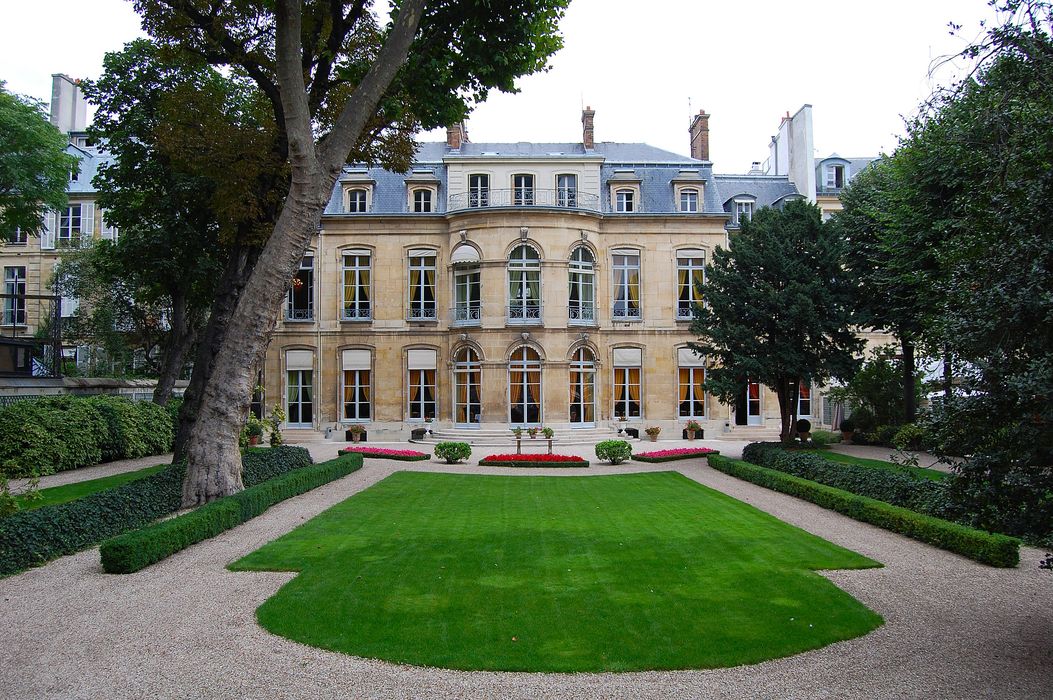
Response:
[231,471,883,672]
[814,450,948,481]
[15,463,168,510]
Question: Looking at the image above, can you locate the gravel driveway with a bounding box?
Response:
[1,441,1049,700]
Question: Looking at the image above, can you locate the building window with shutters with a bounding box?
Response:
[3,266,27,326]
[677,347,706,418]
[407,349,437,420]
[59,203,92,246]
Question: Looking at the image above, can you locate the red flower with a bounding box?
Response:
[481,454,585,462]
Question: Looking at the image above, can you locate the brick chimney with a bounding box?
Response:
[688,109,710,161]
[446,122,468,149]
[581,106,595,150]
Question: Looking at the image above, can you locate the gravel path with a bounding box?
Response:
[1,441,1049,700]
[8,453,175,491]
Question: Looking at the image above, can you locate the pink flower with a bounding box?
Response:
[339,447,428,458]
[480,454,586,463]
[635,448,716,458]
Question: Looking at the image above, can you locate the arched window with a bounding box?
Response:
[454,347,481,426]
[569,348,596,426]
[509,346,542,424]
[507,245,541,323]
[568,247,595,324]
[679,188,699,212]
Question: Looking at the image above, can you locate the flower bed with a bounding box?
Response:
[479,454,589,468]
[632,447,720,463]
[338,447,430,461]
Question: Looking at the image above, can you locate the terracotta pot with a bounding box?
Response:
[649,435,658,442]
[841,430,854,444]
[352,434,360,443]
[249,435,260,446]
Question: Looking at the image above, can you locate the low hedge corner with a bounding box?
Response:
[707,454,1020,568]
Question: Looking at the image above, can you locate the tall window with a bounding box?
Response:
[569,348,595,425]
[285,350,314,427]
[508,346,542,424]
[469,174,489,207]
[557,174,577,207]
[825,164,845,189]
[679,188,699,212]
[678,348,706,418]
[676,251,705,320]
[797,382,812,417]
[7,228,27,245]
[568,246,595,323]
[735,200,753,223]
[341,251,371,320]
[286,254,314,321]
[408,251,437,320]
[454,347,481,425]
[413,188,433,213]
[342,350,372,421]
[612,251,641,320]
[3,266,27,326]
[58,204,83,245]
[346,188,368,212]
[508,244,542,323]
[453,264,481,325]
[613,347,642,419]
[407,349,437,420]
[513,174,534,205]
[615,189,635,212]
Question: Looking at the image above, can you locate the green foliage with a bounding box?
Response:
[708,454,1019,567]
[690,199,862,441]
[810,430,841,447]
[0,396,173,480]
[101,452,361,574]
[742,443,951,516]
[0,446,311,576]
[0,82,77,239]
[835,2,1053,551]
[434,442,471,464]
[595,440,632,465]
[826,347,921,431]
[892,423,928,452]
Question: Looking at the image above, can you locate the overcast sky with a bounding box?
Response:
[1,0,1000,172]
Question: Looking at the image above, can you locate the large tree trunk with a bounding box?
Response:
[153,291,197,405]
[776,378,800,443]
[943,345,953,400]
[903,340,916,423]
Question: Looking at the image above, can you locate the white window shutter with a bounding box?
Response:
[61,296,80,317]
[81,202,95,243]
[101,209,118,240]
[41,211,56,249]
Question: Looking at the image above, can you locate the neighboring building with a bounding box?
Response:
[262,109,813,440]
[1,75,112,378]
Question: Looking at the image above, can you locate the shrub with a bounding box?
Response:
[741,442,951,517]
[810,429,841,447]
[707,454,1019,567]
[0,395,175,479]
[893,423,928,451]
[838,418,856,433]
[796,418,812,434]
[101,452,362,574]
[434,442,471,464]
[0,445,312,577]
[595,440,632,465]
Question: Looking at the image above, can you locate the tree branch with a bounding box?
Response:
[274,0,317,174]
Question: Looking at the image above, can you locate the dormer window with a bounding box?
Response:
[346,188,368,212]
[615,189,635,213]
[825,164,845,189]
[735,199,754,224]
[412,188,433,213]
[679,188,699,213]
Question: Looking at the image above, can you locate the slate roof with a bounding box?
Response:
[713,175,802,211]
[67,144,110,195]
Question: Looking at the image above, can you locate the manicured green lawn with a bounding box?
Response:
[232,471,882,671]
[814,450,948,481]
[15,464,168,511]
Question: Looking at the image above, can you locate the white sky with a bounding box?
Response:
[1,0,999,172]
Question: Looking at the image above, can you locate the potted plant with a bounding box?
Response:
[527,426,539,439]
[347,424,366,443]
[796,418,812,443]
[268,403,286,446]
[511,427,523,438]
[245,415,265,446]
[685,420,702,440]
[645,426,661,442]
[839,418,856,444]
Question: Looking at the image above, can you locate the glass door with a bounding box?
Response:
[286,370,313,427]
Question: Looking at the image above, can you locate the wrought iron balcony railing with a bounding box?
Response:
[568,304,596,324]
[407,306,438,321]
[612,304,642,321]
[448,189,599,211]
[285,307,314,321]
[341,305,372,321]
[451,305,482,326]
[507,302,543,324]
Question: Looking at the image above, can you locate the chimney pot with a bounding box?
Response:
[688,109,710,161]
[446,122,468,150]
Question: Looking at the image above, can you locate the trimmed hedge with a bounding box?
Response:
[741,442,952,518]
[0,446,312,577]
[101,452,363,574]
[708,454,1019,567]
[0,395,175,478]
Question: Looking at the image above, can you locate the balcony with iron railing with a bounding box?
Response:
[448,189,600,212]
[341,305,372,321]
[507,301,543,324]
[285,306,314,322]
[407,305,438,322]
[612,303,642,321]
[568,304,597,325]
[451,304,481,326]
